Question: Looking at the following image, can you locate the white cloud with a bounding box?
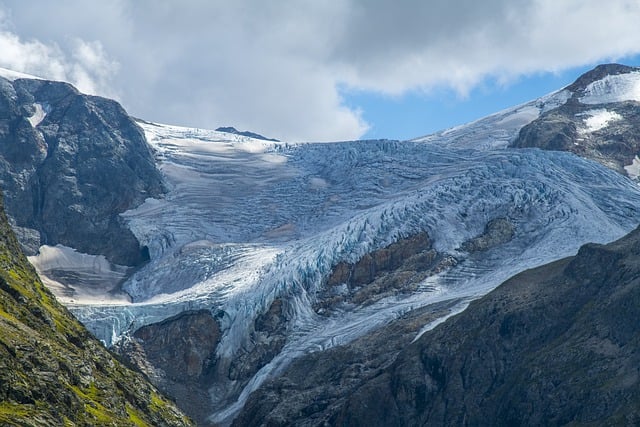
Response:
[0,10,118,97]
[332,0,640,95]
[70,39,120,97]
[1,0,640,141]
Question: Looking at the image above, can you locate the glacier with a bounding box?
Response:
[39,73,640,423]
[63,113,640,423]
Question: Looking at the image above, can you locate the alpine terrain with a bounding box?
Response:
[0,192,191,425]
[0,63,640,425]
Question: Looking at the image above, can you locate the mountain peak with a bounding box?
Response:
[566,63,640,93]
[0,66,42,82]
[215,126,279,141]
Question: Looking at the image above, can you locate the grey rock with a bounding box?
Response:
[0,77,165,265]
[232,299,463,427]
[115,310,220,426]
[461,218,515,252]
[511,64,640,175]
[316,232,456,314]
[215,126,279,142]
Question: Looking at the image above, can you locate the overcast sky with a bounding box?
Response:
[1,1,640,141]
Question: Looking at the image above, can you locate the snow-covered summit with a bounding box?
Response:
[579,71,640,104]
[0,66,42,81]
[412,63,640,147]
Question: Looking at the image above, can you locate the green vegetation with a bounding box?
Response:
[0,192,193,426]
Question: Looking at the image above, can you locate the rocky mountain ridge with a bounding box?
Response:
[512,63,640,175]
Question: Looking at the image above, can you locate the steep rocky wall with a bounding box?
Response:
[116,310,221,425]
[0,77,164,265]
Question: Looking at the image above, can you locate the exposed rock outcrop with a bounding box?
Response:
[0,77,164,265]
[116,310,220,425]
[215,126,279,142]
[0,193,192,426]
[237,225,640,425]
[511,64,640,175]
[116,299,290,425]
[316,233,456,314]
[461,218,515,252]
[232,299,464,427]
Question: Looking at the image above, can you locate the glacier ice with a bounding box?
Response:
[23,75,636,423]
[58,117,640,423]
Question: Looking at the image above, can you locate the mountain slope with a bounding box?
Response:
[235,225,640,426]
[512,64,640,175]
[0,192,192,426]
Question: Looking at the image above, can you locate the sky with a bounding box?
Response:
[1,1,640,142]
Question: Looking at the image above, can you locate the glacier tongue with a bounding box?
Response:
[67,119,640,423]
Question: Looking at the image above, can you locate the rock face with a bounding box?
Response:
[116,298,292,425]
[237,226,640,426]
[232,299,464,427]
[316,233,456,313]
[0,77,164,265]
[460,218,515,252]
[215,126,279,142]
[116,310,221,425]
[512,64,640,175]
[0,193,192,426]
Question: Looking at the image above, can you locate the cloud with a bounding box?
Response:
[69,39,119,98]
[1,0,640,141]
[0,9,118,97]
[331,0,640,94]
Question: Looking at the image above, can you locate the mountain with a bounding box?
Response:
[2,64,640,425]
[0,74,164,266]
[235,224,640,426]
[0,192,192,426]
[512,64,640,175]
[215,126,279,142]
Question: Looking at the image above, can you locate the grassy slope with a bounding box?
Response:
[0,193,193,427]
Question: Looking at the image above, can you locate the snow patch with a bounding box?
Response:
[0,67,42,81]
[580,72,640,104]
[27,103,48,127]
[577,109,622,134]
[28,245,131,305]
[30,244,118,272]
[625,156,640,180]
[309,177,328,189]
[412,89,571,149]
